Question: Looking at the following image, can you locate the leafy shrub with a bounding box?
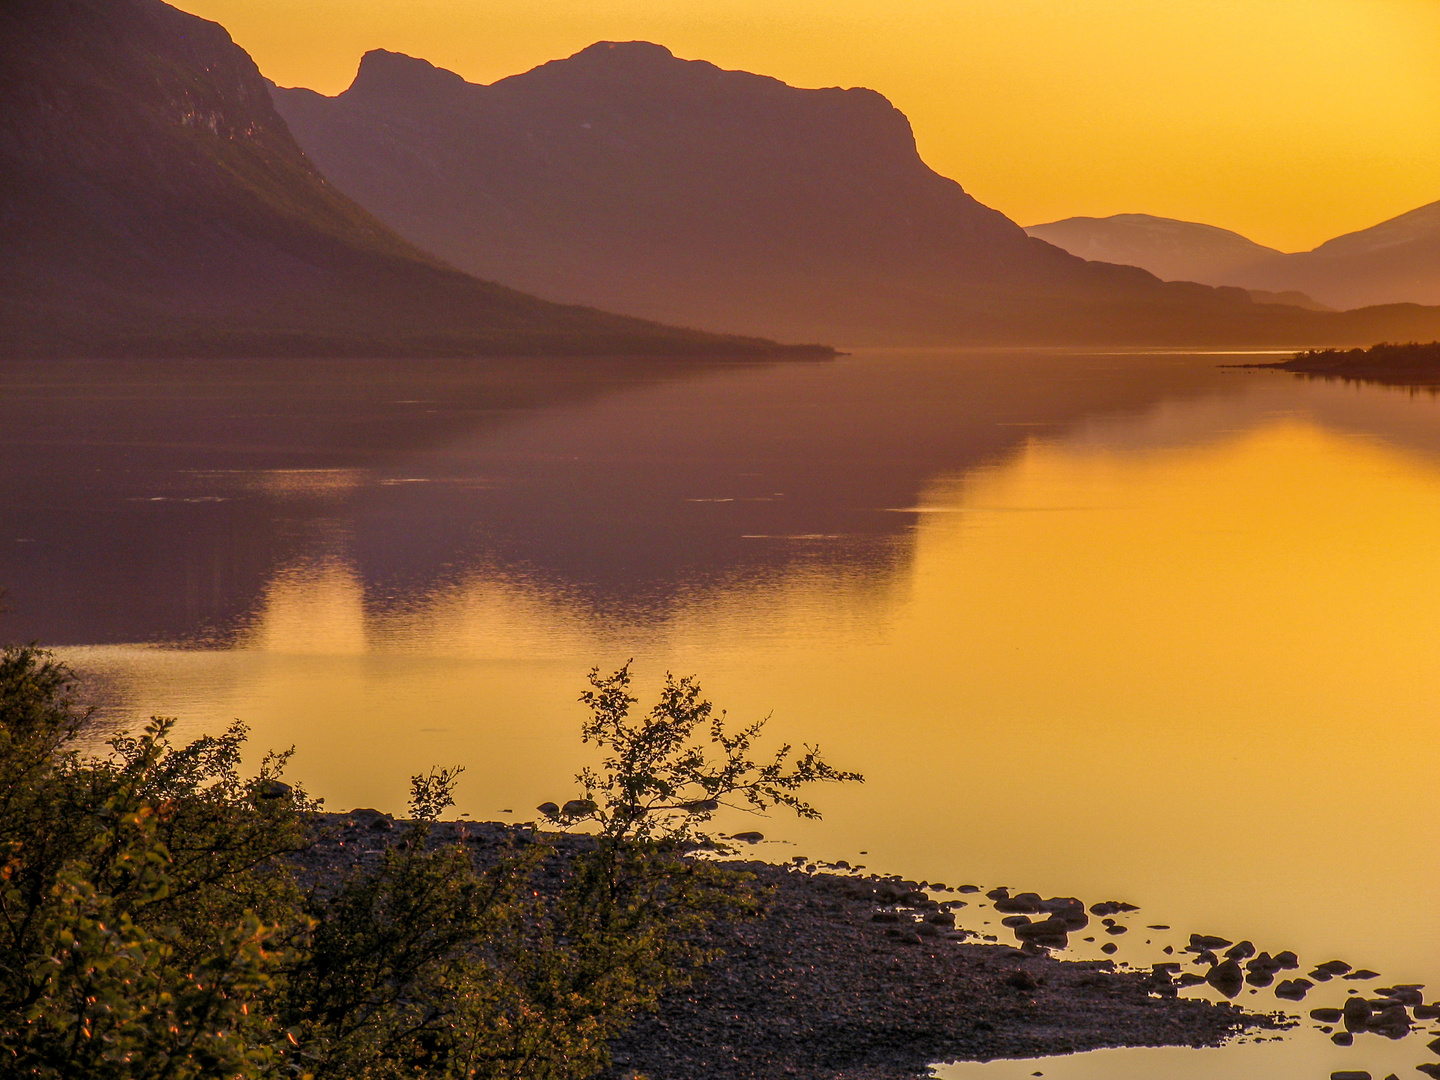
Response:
[0,647,859,1079]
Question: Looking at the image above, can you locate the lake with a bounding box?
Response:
[4,350,1439,1079]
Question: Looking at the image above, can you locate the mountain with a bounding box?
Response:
[1031,206,1440,312]
[1025,214,1284,287]
[269,45,1440,347]
[0,0,813,359]
[1249,201,1440,310]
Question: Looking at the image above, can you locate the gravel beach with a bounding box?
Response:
[292,814,1277,1080]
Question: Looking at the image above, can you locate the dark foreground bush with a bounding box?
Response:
[0,647,858,1079]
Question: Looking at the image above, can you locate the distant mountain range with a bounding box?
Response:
[269,45,1440,347]
[1028,206,1440,312]
[0,0,807,358]
[7,2,1440,356]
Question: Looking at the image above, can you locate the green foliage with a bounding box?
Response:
[558,662,863,843]
[0,648,303,1079]
[0,647,859,1079]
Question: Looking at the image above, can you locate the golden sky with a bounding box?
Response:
[179,0,1440,252]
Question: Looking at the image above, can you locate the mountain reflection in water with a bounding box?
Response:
[4,351,1440,1080]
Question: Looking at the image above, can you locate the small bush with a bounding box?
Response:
[0,647,859,1079]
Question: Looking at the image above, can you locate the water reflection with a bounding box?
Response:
[7,351,1440,1079]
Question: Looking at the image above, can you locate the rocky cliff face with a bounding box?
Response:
[267,42,1431,346]
[0,1,790,358]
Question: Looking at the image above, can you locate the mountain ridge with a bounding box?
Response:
[270,43,1440,346]
[1029,207,1440,311]
[0,1,816,358]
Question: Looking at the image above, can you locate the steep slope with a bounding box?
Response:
[270,44,1423,347]
[1032,206,1440,312]
[0,0,808,358]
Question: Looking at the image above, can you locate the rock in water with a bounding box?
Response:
[1274,978,1312,1000]
[1205,959,1244,997]
[1341,997,1371,1030]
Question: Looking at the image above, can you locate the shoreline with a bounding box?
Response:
[293,813,1276,1080]
[1227,341,1440,386]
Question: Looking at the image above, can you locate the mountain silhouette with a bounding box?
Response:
[1032,206,1440,312]
[269,44,1440,347]
[0,1,814,358]
[1025,215,1285,289]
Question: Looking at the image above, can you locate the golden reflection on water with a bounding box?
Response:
[70,408,1440,984]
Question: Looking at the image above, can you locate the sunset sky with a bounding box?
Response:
[178,0,1440,253]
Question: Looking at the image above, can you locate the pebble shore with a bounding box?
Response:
[290,812,1276,1080]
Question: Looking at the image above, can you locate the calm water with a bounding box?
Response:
[5,350,1440,1078]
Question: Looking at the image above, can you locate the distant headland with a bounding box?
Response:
[1237,341,1440,385]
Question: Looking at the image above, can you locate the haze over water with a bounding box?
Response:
[4,351,1440,1077]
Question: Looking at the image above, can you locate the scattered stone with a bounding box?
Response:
[957,884,981,894]
[1331,1031,1353,1046]
[1015,916,1072,943]
[1101,943,1118,955]
[1147,925,1170,930]
[1344,969,1381,981]
[1246,953,1280,975]
[1224,941,1256,961]
[1274,951,1300,970]
[1342,997,1372,1029]
[296,817,1289,1080]
[1176,973,1207,988]
[1205,960,1244,998]
[1188,934,1232,951]
[1310,1008,1345,1023]
[1317,961,1353,976]
[1414,1004,1440,1020]
[1274,979,1312,1000]
[1090,901,1140,916]
[995,893,1044,914]
[1365,1005,1410,1038]
[1420,1065,1440,1080]
[536,802,560,817]
[1329,1071,1370,1080]
[1377,987,1424,1006]
[730,831,765,844]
